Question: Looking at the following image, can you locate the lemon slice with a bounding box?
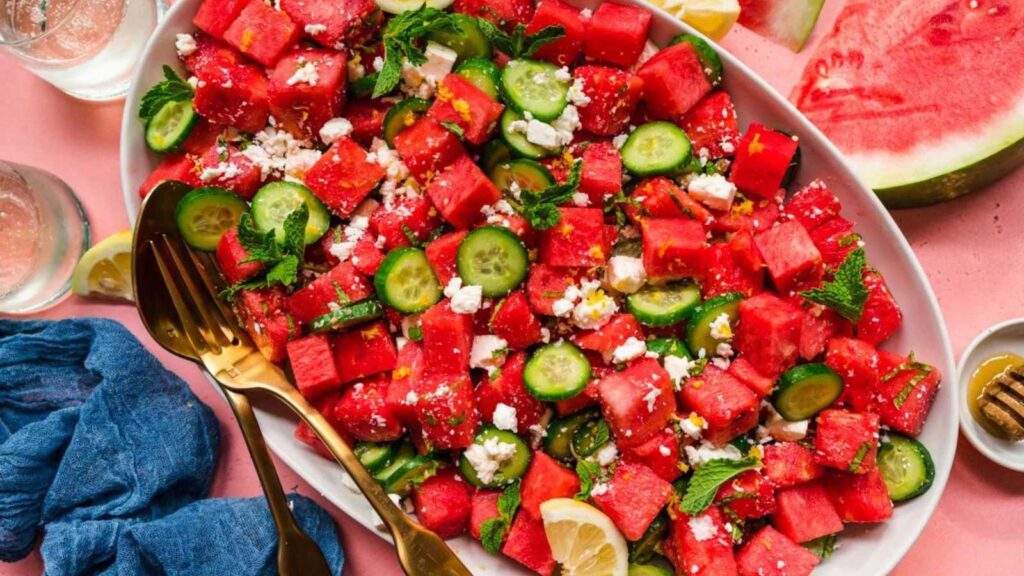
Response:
[374,0,454,14]
[656,0,741,41]
[539,498,628,576]
[72,230,134,302]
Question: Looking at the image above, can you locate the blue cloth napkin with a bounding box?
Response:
[0,318,345,575]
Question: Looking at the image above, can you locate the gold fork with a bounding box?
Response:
[144,231,473,576]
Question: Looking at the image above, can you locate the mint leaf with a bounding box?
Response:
[519,160,583,231]
[805,534,838,560]
[477,20,564,58]
[574,459,601,501]
[479,482,521,555]
[679,457,760,515]
[373,7,458,98]
[236,213,281,264]
[282,203,309,259]
[523,25,565,57]
[221,207,307,300]
[800,247,869,322]
[139,65,194,123]
[497,481,521,518]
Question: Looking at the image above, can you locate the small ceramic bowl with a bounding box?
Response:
[958,318,1024,472]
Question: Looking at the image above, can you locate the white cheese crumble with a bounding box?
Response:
[658,445,672,457]
[328,216,370,263]
[199,161,240,183]
[688,173,737,211]
[463,437,519,485]
[571,191,590,207]
[590,482,610,497]
[470,335,508,375]
[685,441,743,468]
[507,108,579,151]
[242,123,317,180]
[765,404,809,441]
[642,383,663,412]
[567,77,591,107]
[594,442,619,467]
[492,402,518,432]
[319,117,353,145]
[612,133,629,149]
[444,277,483,314]
[304,23,327,35]
[400,41,457,99]
[605,256,646,294]
[571,279,618,330]
[708,313,733,340]
[688,514,718,542]
[612,336,648,364]
[175,33,197,57]
[680,413,708,440]
[664,354,699,389]
[287,60,319,86]
[551,284,582,318]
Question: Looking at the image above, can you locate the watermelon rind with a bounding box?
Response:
[737,0,826,52]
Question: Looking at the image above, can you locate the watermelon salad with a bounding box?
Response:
[137,0,944,574]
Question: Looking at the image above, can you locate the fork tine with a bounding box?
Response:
[150,239,211,355]
[160,236,228,354]
[183,245,247,343]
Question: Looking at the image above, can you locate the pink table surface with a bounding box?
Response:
[2,2,1023,574]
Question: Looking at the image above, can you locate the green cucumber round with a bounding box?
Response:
[571,418,611,459]
[372,441,415,483]
[685,292,743,358]
[459,427,532,488]
[481,139,514,173]
[383,98,431,146]
[524,341,591,401]
[500,109,557,159]
[383,455,438,495]
[309,299,385,333]
[456,57,501,99]
[626,282,702,327]
[456,226,529,297]
[174,187,249,251]
[877,433,935,502]
[621,122,693,177]
[489,158,555,195]
[374,247,442,313]
[355,441,395,472]
[544,408,601,463]
[146,99,197,152]
[427,14,491,62]
[646,337,692,360]
[500,59,570,122]
[250,181,331,245]
[773,363,844,421]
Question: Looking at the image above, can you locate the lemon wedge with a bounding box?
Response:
[539,498,628,576]
[72,230,134,302]
[656,0,741,41]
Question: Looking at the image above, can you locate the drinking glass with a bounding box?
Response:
[0,160,90,314]
[0,0,165,100]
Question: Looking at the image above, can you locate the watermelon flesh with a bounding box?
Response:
[792,0,1024,207]
[738,0,827,51]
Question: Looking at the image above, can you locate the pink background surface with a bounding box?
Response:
[2,1,1023,574]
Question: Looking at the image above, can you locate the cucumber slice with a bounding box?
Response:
[489,158,555,195]
[646,337,692,360]
[571,418,611,459]
[773,363,844,421]
[500,109,557,159]
[456,226,529,297]
[456,57,501,99]
[383,455,439,495]
[669,34,723,86]
[427,13,490,61]
[627,282,702,327]
[628,514,670,564]
[375,247,442,313]
[383,98,431,146]
[376,0,454,14]
[146,99,197,152]
[481,139,514,173]
[622,122,693,177]
[877,433,935,502]
[355,441,395,472]
[309,299,385,333]
[459,426,532,488]
[524,341,591,401]
[501,59,570,122]
[174,187,248,251]
[250,181,331,245]
[543,409,601,463]
[685,292,743,358]
[372,441,415,483]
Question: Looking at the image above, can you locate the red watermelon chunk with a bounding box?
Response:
[305,138,385,217]
[421,301,474,376]
[520,451,580,520]
[592,461,673,541]
[424,230,468,286]
[138,154,200,198]
[857,270,903,345]
[180,32,241,75]
[583,2,652,69]
[755,220,824,293]
[413,371,477,450]
[286,334,340,399]
[664,506,738,576]
[193,143,261,199]
[331,322,398,385]
[733,293,803,378]
[874,351,941,436]
[825,468,894,524]
[784,179,841,231]
[526,0,586,66]
[333,375,403,442]
[711,191,784,235]
[490,291,544,350]
[193,0,249,39]
[730,123,799,199]
[469,490,501,540]
[429,73,504,145]
[575,313,644,361]
[554,378,601,416]
[294,392,348,459]
[578,142,623,205]
[814,409,880,474]
[453,0,534,31]
[772,480,843,543]
[279,0,381,49]
[394,117,467,184]
[181,117,225,155]
[762,442,824,488]
[193,61,270,134]
[620,427,682,482]
[474,352,546,433]
[627,177,713,226]
[349,235,385,276]
[223,0,300,67]
[678,91,741,160]
[525,264,578,316]
[574,65,644,137]
[702,243,763,299]
[640,218,707,282]
[344,98,389,146]
[680,365,760,446]
[235,286,295,363]
[538,208,610,267]
[714,470,776,520]
[825,337,881,412]
[412,469,473,539]
[807,216,858,271]
[427,155,501,229]
[727,357,775,398]
[597,358,676,448]
[799,304,849,361]
[369,195,442,252]
[286,261,371,325]
[502,511,556,576]
[386,341,424,426]
[268,48,347,140]
[636,42,712,120]
[736,526,821,576]
[216,227,263,284]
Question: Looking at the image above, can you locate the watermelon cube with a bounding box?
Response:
[808,216,858,270]
[578,142,622,205]
[349,235,385,276]
[474,352,547,433]
[678,90,741,160]
[279,0,382,49]
[369,195,442,252]
[490,291,544,350]
[469,490,501,540]
[640,218,707,282]
[413,371,477,450]
[223,0,300,67]
[268,48,347,140]
[714,470,776,520]
[420,301,474,376]
[332,375,403,442]
[711,191,784,235]
[305,138,385,217]
[874,352,941,436]
[525,264,579,316]
[575,313,644,361]
[701,243,763,299]
[138,154,200,198]
[664,506,738,576]
[412,469,473,539]
[193,0,249,39]
[538,207,610,267]
[814,409,880,474]
[427,155,501,229]
[755,220,824,293]
[637,42,712,120]
[583,2,652,69]
[428,74,504,145]
[286,333,340,399]
[593,461,673,541]
[344,98,389,146]
[502,511,556,576]
[762,442,824,488]
[728,229,765,273]
[574,65,644,136]
[425,230,468,286]
[193,62,270,134]
[627,177,712,225]
[825,468,893,524]
[727,357,775,397]
[679,365,759,446]
[385,341,423,426]
[180,32,241,76]
[784,179,841,231]
[554,378,601,416]
[736,526,821,576]
[857,270,903,345]
[393,117,466,183]
[597,358,676,448]
[235,286,295,363]
[215,226,263,284]
[620,428,682,482]
[520,451,581,519]
[730,123,799,199]
[453,0,534,31]
[733,293,803,378]
[772,480,844,543]
[825,337,881,412]
[286,261,371,325]
[526,0,586,66]
[331,322,398,385]
[194,143,262,199]
[799,304,849,361]
[295,392,348,459]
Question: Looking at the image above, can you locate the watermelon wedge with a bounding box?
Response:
[792,0,1024,208]
[737,0,826,51]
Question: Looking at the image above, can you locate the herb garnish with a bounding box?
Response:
[139,65,194,123]
[372,7,458,98]
[475,20,565,59]
[220,204,309,300]
[679,456,760,515]
[800,247,869,322]
[480,482,521,554]
[506,160,583,231]
[574,459,602,500]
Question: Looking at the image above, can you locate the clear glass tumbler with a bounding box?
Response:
[0,0,165,100]
[0,161,90,314]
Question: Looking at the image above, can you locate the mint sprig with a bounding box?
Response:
[574,459,602,501]
[220,205,309,300]
[476,20,565,59]
[139,65,194,123]
[507,160,583,231]
[800,247,869,322]
[480,482,521,555]
[373,6,458,98]
[679,457,760,515]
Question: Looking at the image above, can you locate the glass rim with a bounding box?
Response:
[0,0,86,48]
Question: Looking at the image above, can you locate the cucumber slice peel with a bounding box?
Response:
[543,409,601,463]
[524,341,591,401]
[146,99,197,152]
[685,292,743,358]
[310,299,385,333]
[772,363,844,421]
[878,433,935,502]
[622,122,693,177]
[250,181,331,246]
[374,247,442,313]
[500,59,570,122]
[174,187,249,251]
[456,226,529,297]
[626,282,702,327]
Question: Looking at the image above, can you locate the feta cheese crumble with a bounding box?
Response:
[688,173,737,211]
[612,337,648,364]
[319,117,353,145]
[590,482,610,497]
[463,437,519,485]
[470,335,508,375]
[571,280,618,330]
[684,441,743,468]
[664,354,699,389]
[594,442,619,467]
[400,41,458,99]
[708,313,733,340]
[175,33,197,57]
[304,23,327,35]
[287,60,319,86]
[444,277,483,314]
[765,404,809,441]
[605,255,646,294]
[327,215,369,263]
[688,515,718,542]
[492,403,519,433]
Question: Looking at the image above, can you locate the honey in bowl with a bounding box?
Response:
[967,352,1024,440]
